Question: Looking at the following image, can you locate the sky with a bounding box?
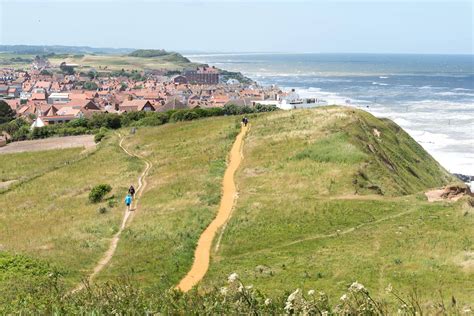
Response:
[0,0,472,54]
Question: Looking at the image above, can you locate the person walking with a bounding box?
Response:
[125,193,133,211]
[128,185,136,197]
[242,117,249,127]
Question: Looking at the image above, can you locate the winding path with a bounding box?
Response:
[177,125,248,292]
[70,134,152,294]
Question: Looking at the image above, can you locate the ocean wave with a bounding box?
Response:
[379,76,389,79]
[435,91,474,97]
[372,82,389,86]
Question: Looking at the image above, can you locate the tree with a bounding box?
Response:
[83,81,98,90]
[0,100,15,124]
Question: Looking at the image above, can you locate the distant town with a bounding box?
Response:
[0,52,323,134]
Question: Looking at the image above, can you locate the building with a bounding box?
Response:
[173,75,188,84]
[119,100,155,112]
[184,66,219,85]
[48,92,70,104]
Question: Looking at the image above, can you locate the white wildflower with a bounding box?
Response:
[385,283,393,293]
[284,289,300,312]
[264,298,272,306]
[340,294,348,302]
[349,281,366,292]
[238,284,244,293]
[227,272,239,283]
[287,288,300,302]
[322,311,329,316]
[220,287,228,295]
[284,301,293,312]
[307,289,315,296]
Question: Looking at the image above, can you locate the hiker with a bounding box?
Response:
[242,117,248,127]
[128,185,136,197]
[125,193,132,211]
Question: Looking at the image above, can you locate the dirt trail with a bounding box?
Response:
[229,208,416,260]
[177,125,248,292]
[70,134,152,294]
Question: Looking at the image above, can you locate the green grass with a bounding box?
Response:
[0,51,198,72]
[0,134,143,287]
[48,53,198,72]
[97,116,240,290]
[202,107,473,304]
[0,148,82,182]
[0,107,471,311]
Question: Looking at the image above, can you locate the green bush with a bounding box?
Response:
[97,207,108,214]
[94,131,106,143]
[136,112,169,126]
[88,184,112,203]
[83,81,98,90]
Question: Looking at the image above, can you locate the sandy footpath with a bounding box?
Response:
[177,125,248,292]
[0,135,95,154]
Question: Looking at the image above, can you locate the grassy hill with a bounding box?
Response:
[0,51,197,72]
[202,108,471,303]
[0,107,472,312]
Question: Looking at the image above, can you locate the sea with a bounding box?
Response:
[186,53,474,179]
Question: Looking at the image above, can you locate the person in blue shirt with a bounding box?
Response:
[125,194,133,211]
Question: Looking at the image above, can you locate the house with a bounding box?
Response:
[64,99,101,111]
[34,81,52,92]
[5,99,21,112]
[48,92,69,104]
[173,75,188,84]
[119,100,155,112]
[7,87,20,98]
[158,97,188,112]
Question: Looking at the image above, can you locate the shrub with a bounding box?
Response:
[121,111,147,126]
[136,112,169,126]
[94,131,106,143]
[83,81,98,90]
[97,207,107,214]
[89,184,112,203]
[68,118,89,128]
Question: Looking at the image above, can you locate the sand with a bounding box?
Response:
[177,125,248,292]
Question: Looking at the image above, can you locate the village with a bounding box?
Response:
[0,54,300,140]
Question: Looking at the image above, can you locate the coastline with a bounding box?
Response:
[185,53,473,181]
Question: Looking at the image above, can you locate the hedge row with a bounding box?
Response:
[0,103,278,142]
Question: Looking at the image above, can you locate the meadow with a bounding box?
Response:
[48,53,196,72]
[98,116,240,290]
[0,133,143,295]
[0,51,196,72]
[202,108,473,304]
[0,107,472,312]
[0,147,82,183]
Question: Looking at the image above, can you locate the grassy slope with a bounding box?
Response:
[0,52,197,71]
[0,134,143,288]
[48,54,197,72]
[202,107,473,303]
[0,148,82,182]
[98,116,240,290]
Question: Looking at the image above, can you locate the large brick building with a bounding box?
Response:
[184,66,219,85]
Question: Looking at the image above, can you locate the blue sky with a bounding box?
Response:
[0,0,472,54]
